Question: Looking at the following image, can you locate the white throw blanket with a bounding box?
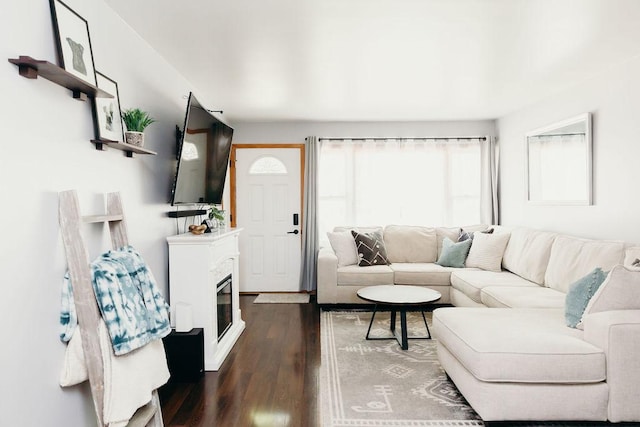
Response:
[60,320,170,427]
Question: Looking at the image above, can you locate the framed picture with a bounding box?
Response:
[49,0,97,86]
[93,72,124,142]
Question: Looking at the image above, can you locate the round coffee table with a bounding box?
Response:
[357,284,441,350]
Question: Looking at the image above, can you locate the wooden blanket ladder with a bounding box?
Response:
[58,190,164,427]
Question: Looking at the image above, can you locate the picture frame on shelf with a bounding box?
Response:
[93,72,124,142]
[49,0,97,86]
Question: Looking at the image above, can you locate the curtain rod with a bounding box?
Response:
[317,136,487,142]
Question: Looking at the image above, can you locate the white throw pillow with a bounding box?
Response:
[578,264,640,329]
[465,232,510,272]
[327,231,358,267]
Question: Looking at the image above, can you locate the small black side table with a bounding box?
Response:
[162,328,204,382]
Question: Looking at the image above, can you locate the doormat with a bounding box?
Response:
[253,293,310,304]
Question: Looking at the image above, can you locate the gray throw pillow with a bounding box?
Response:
[458,227,494,242]
[565,267,608,328]
[436,237,473,268]
[351,230,389,267]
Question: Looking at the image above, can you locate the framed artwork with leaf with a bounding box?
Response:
[93,72,124,142]
[49,0,97,86]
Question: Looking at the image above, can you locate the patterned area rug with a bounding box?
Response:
[320,310,483,427]
[253,293,310,304]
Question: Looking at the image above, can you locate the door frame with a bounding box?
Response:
[229,143,305,229]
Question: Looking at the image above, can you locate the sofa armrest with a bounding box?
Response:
[583,310,640,422]
[317,246,338,304]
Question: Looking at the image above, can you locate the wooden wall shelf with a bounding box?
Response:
[8,56,113,101]
[91,140,157,157]
[11,55,158,159]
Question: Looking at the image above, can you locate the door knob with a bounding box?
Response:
[287,230,299,235]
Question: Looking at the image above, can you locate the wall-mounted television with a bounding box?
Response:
[170,92,234,206]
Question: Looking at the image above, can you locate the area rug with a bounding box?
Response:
[253,293,310,304]
[320,310,483,427]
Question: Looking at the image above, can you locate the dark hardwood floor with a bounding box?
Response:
[160,294,321,427]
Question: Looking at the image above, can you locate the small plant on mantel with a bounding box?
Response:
[121,108,155,147]
[209,204,224,228]
[209,204,225,227]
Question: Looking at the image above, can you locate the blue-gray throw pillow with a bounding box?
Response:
[565,267,608,328]
[436,237,472,268]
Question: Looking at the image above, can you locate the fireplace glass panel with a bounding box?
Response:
[216,274,233,341]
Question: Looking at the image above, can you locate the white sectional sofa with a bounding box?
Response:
[317,224,640,423]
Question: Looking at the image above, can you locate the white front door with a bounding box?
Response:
[233,146,303,292]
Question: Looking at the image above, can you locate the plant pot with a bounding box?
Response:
[125,131,144,147]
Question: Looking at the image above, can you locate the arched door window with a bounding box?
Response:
[249,156,288,175]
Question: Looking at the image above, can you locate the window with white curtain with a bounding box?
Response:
[318,138,483,244]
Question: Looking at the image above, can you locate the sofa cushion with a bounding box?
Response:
[545,235,624,293]
[435,227,461,258]
[337,265,394,286]
[481,286,566,309]
[465,232,511,272]
[450,270,539,304]
[391,262,469,286]
[383,225,437,263]
[502,227,557,285]
[326,230,358,267]
[433,307,606,383]
[352,230,389,266]
[565,268,608,328]
[436,237,472,268]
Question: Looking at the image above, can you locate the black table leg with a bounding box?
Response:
[365,304,379,340]
[399,309,408,350]
[421,310,431,339]
[390,310,396,333]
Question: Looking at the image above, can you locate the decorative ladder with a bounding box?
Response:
[58,190,164,427]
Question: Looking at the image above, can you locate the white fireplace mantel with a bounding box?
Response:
[167,228,245,371]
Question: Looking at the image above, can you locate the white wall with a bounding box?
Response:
[233,120,496,143]
[498,55,640,243]
[0,1,192,425]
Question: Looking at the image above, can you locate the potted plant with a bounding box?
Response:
[208,205,225,228]
[121,108,155,147]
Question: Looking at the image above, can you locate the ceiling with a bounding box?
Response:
[105,0,640,122]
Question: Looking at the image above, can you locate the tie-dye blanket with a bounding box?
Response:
[60,246,170,355]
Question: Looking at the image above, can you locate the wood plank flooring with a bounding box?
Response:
[160,294,321,427]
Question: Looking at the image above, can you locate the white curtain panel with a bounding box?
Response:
[480,136,500,225]
[299,136,319,291]
[318,137,497,247]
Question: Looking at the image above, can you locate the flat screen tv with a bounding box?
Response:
[170,92,234,205]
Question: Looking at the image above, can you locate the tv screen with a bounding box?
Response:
[171,92,234,205]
